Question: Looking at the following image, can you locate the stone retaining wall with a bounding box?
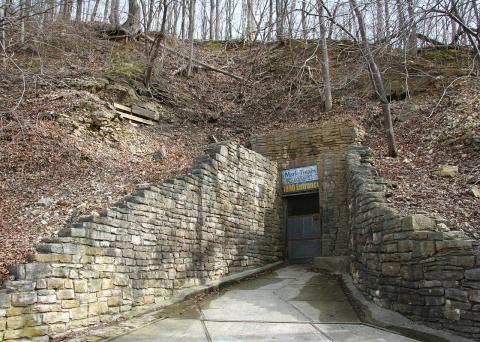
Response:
[347,145,480,340]
[0,142,283,341]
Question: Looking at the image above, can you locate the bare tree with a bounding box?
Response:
[407,0,416,56]
[318,0,332,111]
[123,0,142,34]
[214,0,219,39]
[144,0,168,88]
[90,0,100,21]
[349,0,398,157]
[110,0,119,26]
[75,0,82,21]
[209,0,214,39]
[187,0,196,76]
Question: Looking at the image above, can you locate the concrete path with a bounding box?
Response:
[111,265,419,342]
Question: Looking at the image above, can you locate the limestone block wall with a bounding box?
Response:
[347,145,480,340]
[0,142,283,341]
[251,122,364,256]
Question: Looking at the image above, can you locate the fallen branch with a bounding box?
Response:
[144,34,244,82]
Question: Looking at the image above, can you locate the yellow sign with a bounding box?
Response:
[283,181,319,193]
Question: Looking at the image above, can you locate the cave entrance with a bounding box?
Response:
[285,192,321,261]
[281,165,322,261]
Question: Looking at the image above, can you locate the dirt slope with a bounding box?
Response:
[0,28,478,282]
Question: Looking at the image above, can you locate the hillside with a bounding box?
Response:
[0,26,479,282]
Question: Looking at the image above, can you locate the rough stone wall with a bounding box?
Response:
[251,122,364,256]
[0,142,283,341]
[347,145,480,340]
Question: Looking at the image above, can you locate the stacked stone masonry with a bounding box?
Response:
[347,145,480,340]
[0,142,283,341]
[251,123,365,256]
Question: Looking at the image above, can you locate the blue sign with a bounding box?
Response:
[281,165,319,193]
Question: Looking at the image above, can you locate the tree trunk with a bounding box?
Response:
[48,0,55,19]
[181,0,186,38]
[267,0,273,40]
[288,0,296,38]
[122,0,142,34]
[327,1,339,39]
[144,0,168,88]
[276,0,285,41]
[111,0,119,26]
[172,1,178,37]
[90,0,101,21]
[103,0,110,21]
[20,0,25,44]
[396,0,405,48]
[75,0,82,21]
[349,0,398,157]
[407,0,416,56]
[1,0,6,65]
[146,0,154,31]
[225,0,232,39]
[209,0,214,39]
[214,0,219,39]
[246,0,254,40]
[375,0,385,40]
[318,0,332,111]
[187,0,196,76]
[301,0,307,39]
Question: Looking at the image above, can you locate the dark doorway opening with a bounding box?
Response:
[286,192,321,261]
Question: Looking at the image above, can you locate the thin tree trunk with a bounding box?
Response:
[384,0,390,41]
[187,0,196,76]
[375,0,385,40]
[144,0,168,88]
[111,0,119,26]
[147,0,154,31]
[276,0,285,41]
[246,0,254,40]
[103,0,109,21]
[318,0,332,111]
[349,0,398,157]
[407,0,416,56]
[181,0,186,38]
[301,0,306,39]
[396,0,405,48]
[50,0,57,19]
[288,0,296,38]
[172,1,178,37]
[201,0,208,39]
[225,0,232,39]
[209,0,214,39]
[75,0,82,21]
[20,0,25,44]
[90,0,100,21]
[1,0,6,65]
[214,0,219,39]
[267,0,273,40]
[327,1,339,39]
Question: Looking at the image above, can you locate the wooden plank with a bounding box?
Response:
[114,103,131,113]
[119,113,155,126]
[132,104,159,121]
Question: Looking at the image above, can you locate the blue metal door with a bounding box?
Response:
[287,214,321,260]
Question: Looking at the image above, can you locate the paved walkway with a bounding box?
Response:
[111,265,419,342]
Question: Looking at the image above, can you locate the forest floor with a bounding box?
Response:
[0,25,479,282]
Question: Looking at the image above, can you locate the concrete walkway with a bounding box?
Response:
[111,265,419,342]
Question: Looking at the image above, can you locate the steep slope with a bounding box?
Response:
[0,27,478,282]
